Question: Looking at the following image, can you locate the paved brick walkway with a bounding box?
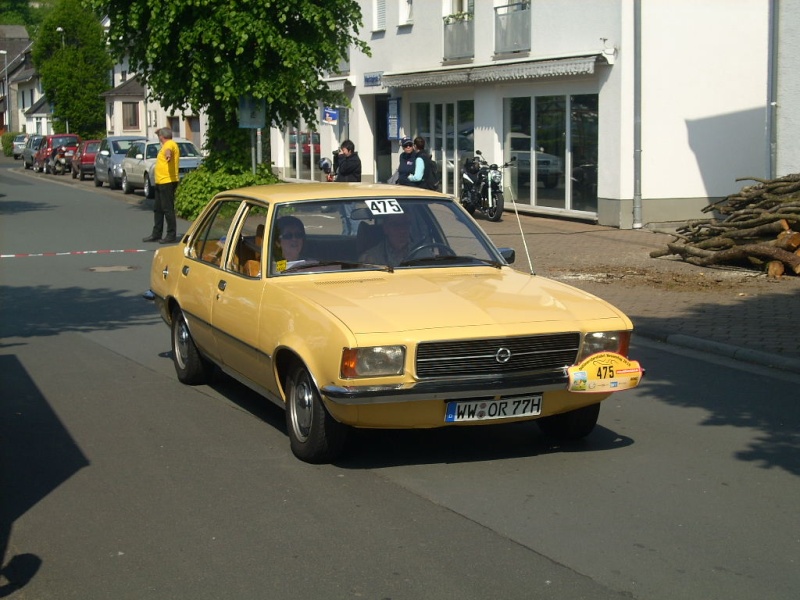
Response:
[481,210,800,373]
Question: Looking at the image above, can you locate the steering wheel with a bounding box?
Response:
[404,242,456,261]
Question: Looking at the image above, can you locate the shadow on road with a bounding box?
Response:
[0,355,89,595]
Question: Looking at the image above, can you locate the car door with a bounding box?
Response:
[126,142,144,186]
[173,199,247,365]
[210,203,272,388]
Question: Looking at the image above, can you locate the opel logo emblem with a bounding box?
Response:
[495,347,512,364]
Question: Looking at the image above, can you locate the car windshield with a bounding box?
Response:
[264,197,504,276]
[53,136,78,147]
[112,140,137,154]
[177,142,202,157]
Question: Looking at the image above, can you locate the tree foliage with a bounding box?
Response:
[31,0,111,137]
[86,0,369,170]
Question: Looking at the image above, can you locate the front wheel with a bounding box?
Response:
[537,403,600,440]
[285,363,347,463]
[122,173,133,194]
[171,307,213,385]
[485,191,504,222]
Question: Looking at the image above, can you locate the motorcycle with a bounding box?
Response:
[460,151,516,222]
[50,145,69,175]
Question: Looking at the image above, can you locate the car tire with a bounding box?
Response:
[486,191,504,222]
[122,173,133,194]
[144,175,154,199]
[171,307,213,385]
[285,362,347,463]
[537,403,600,440]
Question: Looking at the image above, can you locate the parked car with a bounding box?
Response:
[71,139,101,180]
[33,134,81,174]
[121,138,204,198]
[21,135,44,170]
[508,133,563,189]
[94,135,144,189]
[289,131,320,166]
[149,183,642,463]
[12,134,29,160]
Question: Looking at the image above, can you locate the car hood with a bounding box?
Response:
[280,268,631,336]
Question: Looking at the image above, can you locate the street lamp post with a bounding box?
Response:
[0,50,8,133]
[55,28,68,132]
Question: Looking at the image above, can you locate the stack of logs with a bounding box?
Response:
[651,173,800,277]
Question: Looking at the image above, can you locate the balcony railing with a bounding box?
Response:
[495,2,531,54]
[443,16,474,61]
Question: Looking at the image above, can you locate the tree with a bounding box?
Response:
[87,0,369,170]
[31,0,111,137]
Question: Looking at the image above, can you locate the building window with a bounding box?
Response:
[122,102,139,130]
[399,0,413,24]
[374,0,386,30]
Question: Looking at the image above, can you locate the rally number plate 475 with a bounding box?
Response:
[445,394,542,423]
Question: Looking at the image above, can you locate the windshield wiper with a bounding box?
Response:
[282,260,393,273]
[398,255,504,269]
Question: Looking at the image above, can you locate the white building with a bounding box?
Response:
[271,0,796,229]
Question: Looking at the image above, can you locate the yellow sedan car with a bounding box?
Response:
[150,183,642,463]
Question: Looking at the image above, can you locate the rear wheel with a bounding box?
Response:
[171,307,213,385]
[285,363,347,463]
[144,174,154,199]
[485,191,504,222]
[122,172,133,194]
[537,403,600,440]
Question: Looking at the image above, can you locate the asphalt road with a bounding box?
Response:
[1,164,799,599]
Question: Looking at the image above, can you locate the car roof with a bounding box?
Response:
[103,135,146,141]
[215,182,447,205]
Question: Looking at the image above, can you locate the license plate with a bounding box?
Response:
[445,394,542,423]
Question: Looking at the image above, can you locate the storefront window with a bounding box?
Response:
[570,94,598,212]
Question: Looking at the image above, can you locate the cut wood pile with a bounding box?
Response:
[651,173,800,277]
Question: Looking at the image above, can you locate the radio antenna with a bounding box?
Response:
[509,189,535,275]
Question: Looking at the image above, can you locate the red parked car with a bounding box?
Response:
[71,139,101,180]
[33,134,81,174]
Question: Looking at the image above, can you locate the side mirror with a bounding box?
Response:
[136,153,144,160]
[498,247,516,264]
[100,150,110,156]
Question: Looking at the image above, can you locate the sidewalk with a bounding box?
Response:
[480,210,800,374]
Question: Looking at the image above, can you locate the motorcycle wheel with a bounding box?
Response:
[460,191,476,216]
[486,192,505,222]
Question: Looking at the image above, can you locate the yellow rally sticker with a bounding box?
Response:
[276,259,287,272]
[567,352,643,393]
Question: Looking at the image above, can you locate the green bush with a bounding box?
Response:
[175,163,281,221]
[2,132,22,157]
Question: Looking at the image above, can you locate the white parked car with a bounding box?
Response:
[508,132,563,189]
[121,138,204,198]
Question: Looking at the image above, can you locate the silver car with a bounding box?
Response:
[121,138,204,198]
[94,136,144,190]
[12,134,29,160]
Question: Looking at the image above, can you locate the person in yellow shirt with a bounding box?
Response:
[143,127,181,244]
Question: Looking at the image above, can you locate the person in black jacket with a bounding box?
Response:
[334,140,362,182]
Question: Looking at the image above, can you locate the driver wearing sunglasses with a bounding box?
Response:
[273,215,307,271]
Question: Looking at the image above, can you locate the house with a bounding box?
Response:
[269,0,799,229]
[1,25,37,134]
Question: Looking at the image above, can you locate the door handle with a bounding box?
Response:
[218,280,227,291]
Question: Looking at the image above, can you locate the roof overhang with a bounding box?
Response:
[382,54,603,89]
[323,76,353,92]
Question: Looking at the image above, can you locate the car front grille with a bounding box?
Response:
[415,333,580,379]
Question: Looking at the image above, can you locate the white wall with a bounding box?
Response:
[640,0,770,200]
[776,0,800,176]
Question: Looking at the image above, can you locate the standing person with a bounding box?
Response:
[412,136,439,190]
[334,140,362,182]
[395,136,424,186]
[143,127,181,244]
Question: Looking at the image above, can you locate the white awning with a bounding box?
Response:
[324,77,353,92]
[382,55,602,89]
